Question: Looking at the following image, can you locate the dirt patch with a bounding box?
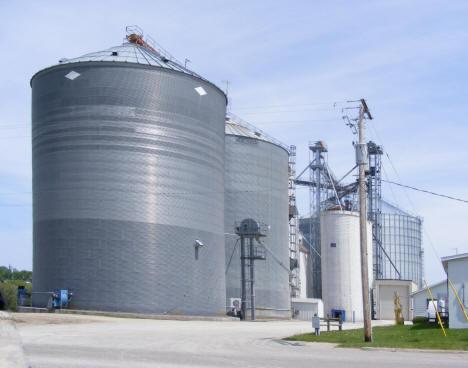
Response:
[12,312,107,325]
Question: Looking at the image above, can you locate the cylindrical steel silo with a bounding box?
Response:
[321,210,372,322]
[298,216,322,298]
[224,117,290,319]
[379,200,423,288]
[31,38,227,315]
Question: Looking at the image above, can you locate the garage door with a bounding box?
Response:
[379,285,409,320]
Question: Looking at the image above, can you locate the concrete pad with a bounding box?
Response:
[0,311,30,368]
[15,313,468,368]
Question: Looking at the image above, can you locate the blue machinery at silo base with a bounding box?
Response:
[50,290,72,309]
[330,309,346,322]
[17,288,72,309]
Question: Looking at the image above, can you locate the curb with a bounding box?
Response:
[55,309,239,322]
[359,346,468,354]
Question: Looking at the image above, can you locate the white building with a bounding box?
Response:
[442,253,468,329]
[291,298,324,320]
[292,241,325,320]
[411,280,447,318]
[374,279,417,321]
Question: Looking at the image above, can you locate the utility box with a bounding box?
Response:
[355,143,368,167]
[312,315,320,328]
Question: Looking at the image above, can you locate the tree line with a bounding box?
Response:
[0,266,32,310]
[0,266,32,282]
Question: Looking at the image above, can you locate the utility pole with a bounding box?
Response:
[357,98,373,342]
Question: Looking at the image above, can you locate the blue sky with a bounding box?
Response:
[0,1,467,284]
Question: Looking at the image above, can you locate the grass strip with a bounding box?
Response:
[285,321,468,350]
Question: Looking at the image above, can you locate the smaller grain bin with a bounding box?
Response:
[321,210,372,322]
[378,200,423,288]
[224,116,290,318]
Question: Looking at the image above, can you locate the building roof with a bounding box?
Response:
[225,113,290,153]
[411,280,446,296]
[225,118,270,142]
[56,42,204,78]
[30,40,222,90]
[441,253,468,273]
[381,199,421,218]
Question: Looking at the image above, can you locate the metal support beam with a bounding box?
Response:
[240,236,246,320]
[249,237,255,321]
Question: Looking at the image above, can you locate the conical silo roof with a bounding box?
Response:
[225,114,290,152]
[30,36,225,92]
[56,42,204,79]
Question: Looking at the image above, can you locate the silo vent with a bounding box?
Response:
[65,71,80,80]
[194,86,207,96]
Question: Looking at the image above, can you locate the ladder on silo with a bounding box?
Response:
[288,145,300,298]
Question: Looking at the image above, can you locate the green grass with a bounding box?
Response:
[285,320,468,350]
[0,280,32,311]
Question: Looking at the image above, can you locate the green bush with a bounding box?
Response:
[0,266,32,282]
[413,316,426,324]
[0,280,32,311]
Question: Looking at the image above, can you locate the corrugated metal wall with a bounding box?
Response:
[298,217,322,299]
[31,62,227,315]
[413,282,447,318]
[224,134,290,318]
[379,213,423,288]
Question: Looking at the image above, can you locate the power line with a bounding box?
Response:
[381,166,401,210]
[367,119,444,269]
[240,108,337,115]
[250,118,338,125]
[382,179,468,204]
[234,100,349,110]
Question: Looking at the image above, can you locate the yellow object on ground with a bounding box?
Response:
[424,280,447,337]
[394,291,404,325]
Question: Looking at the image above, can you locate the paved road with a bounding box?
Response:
[0,311,29,368]
[11,313,468,367]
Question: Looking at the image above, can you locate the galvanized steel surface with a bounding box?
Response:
[298,217,322,299]
[224,128,290,318]
[379,213,423,288]
[31,61,226,315]
[34,42,207,82]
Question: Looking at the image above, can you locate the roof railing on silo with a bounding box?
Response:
[227,112,291,154]
[124,25,195,77]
